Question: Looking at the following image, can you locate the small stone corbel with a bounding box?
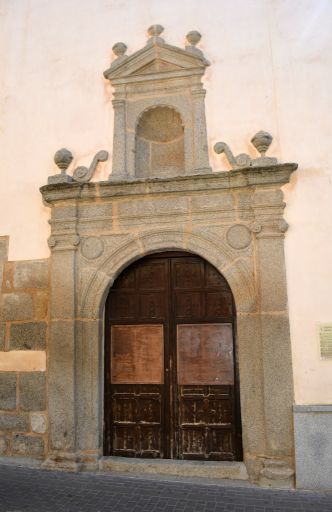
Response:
[214,130,277,170]
[73,150,109,183]
[47,236,57,248]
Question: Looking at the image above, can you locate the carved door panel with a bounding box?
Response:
[104,253,242,460]
[105,259,169,458]
[176,324,236,460]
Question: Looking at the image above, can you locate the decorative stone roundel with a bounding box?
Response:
[226,224,252,250]
[81,237,104,260]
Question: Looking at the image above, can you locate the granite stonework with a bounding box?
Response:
[0,323,5,352]
[0,237,9,295]
[19,372,46,411]
[39,162,297,486]
[0,372,16,410]
[294,405,332,490]
[12,434,44,458]
[0,371,47,459]
[0,293,34,322]
[9,322,47,350]
[13,260,49,289]
[0,413,29,432]
[0,435,10,455]
[0,251,48,460]
[103,26,211,181]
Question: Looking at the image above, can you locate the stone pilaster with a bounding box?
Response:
[110,97,127,181]
[252,189,295,487]
[43,203,81,471]
[191,87,211,173]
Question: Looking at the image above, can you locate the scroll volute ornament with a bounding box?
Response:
[214,130,277,170]
[48,149,109,184]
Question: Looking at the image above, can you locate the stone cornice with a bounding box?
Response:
[40,164,297,205]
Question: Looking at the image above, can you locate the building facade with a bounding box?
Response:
[0,1,331,490]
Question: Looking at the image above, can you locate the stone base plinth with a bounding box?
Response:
[41,452,82,472]
[259,459,294,489]
[100,457,249,481]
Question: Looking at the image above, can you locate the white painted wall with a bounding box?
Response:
[1,0,331,404]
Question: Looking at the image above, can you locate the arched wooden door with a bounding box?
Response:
[104,252,242,460]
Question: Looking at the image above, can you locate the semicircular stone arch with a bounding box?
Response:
[80,229,256,320]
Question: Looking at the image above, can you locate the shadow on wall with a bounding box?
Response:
[135,106,185,178]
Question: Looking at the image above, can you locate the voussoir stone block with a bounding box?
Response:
[12,434,44,458]
[0,372,17,410]
[0,413,29,431]
[13,260,48,289]
[19,372,46,411]
[0,293,33,321]
[9,322,47,350]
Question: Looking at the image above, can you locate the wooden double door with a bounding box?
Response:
[104,252,242,460]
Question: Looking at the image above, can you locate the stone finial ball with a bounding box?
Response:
[147,24,164,37]
[112,42,127,57]
[186,30,201,46]
[251,130,273,154]
[54,148,73,170]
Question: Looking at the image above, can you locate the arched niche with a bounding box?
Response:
[135,106,185,178]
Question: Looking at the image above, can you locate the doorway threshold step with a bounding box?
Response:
[100,457,249,481]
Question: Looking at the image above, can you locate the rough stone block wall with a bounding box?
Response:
[0,239,48,459]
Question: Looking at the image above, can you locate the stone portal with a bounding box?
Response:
[40,25,297,487]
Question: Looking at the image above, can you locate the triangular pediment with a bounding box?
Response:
[131,59,183,76]
[104,42,209,81]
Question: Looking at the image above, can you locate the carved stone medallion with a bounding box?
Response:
[226,224,251,250]
[81,237,104,259]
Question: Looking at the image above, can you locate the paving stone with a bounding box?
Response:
[0,466,331,511]
[9,321,47,350]
[19,372,46,411]
[0,371,16,409]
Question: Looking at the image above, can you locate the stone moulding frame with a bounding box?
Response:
[40,162,297,487]
[103,28,211,180]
